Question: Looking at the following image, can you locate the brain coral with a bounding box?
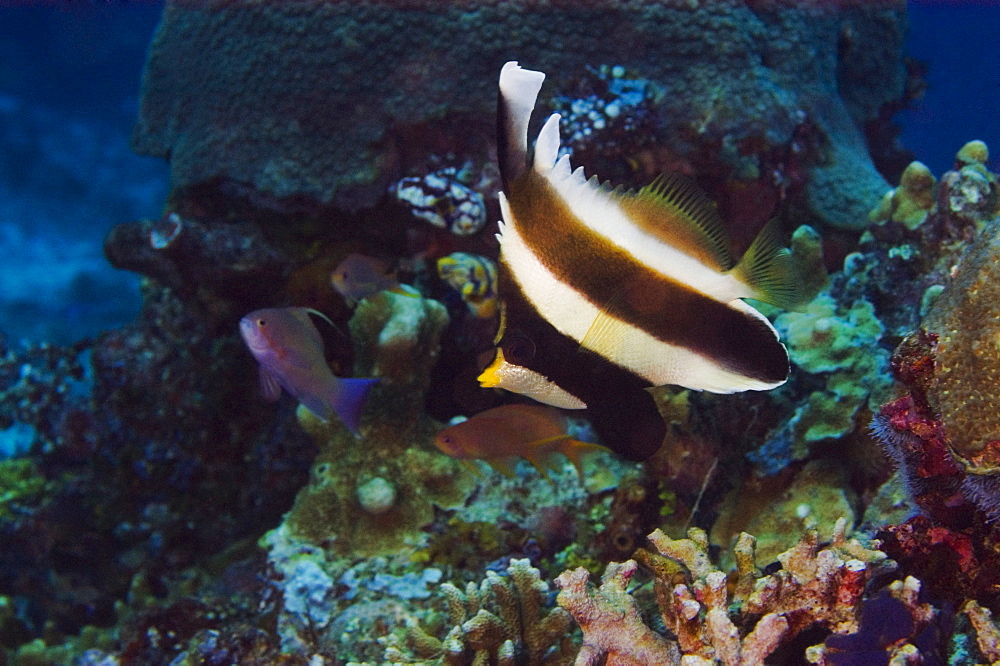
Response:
[134,0,905,227]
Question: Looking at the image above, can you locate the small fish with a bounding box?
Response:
[434,404,605,479]
[239,307,378,435]
[331,253,418,307]
[483,62,801,461]
[436,252,499,318]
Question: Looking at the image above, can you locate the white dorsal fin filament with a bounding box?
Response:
[533,113,562,173]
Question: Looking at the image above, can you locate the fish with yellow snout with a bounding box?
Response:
[239,307,378,435]
[434,403,606,479]
[482,62,803,462]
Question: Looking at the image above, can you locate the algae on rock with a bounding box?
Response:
[282,291,472,558]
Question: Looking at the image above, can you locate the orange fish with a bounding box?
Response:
[239,307,378,435]
[434,404,606,479]
[331,253,417,306]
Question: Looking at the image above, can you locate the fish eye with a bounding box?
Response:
[503,332,536,364]
[257,319,267,326]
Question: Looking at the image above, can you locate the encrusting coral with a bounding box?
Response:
[869,160,937,230]
[771,288,890,458]
[281,290,472,558]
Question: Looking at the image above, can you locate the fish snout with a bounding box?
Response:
[239,316,270,354]
[434,433,464,458]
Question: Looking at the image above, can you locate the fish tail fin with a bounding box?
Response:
[331,377,379,436]
[731,219,804,311]
[498,61,545,189]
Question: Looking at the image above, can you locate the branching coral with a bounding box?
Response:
[961,599,1000,664]
[555,560,678,665]
[383,558,576,665]
[556,519,898,665]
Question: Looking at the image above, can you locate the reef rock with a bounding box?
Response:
[921,214,1000,475]
[134,0,905,228]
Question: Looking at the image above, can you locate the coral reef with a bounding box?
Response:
[134,0,905,230]
[393,168,488,236]
[869,160,937,230]
[279,290,471,558]
[555,560,677,665]
[384,558,576,664]
[772,289,891,457]
[10,0,1000,659]
[920,216,1000,471]
[557,519,901,664]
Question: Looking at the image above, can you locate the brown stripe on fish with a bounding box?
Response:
[493,269,667,461]
[501,171,788,388]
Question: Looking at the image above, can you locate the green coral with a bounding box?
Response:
[281,291,472,558]
[869,160,937,230]
[775,291,891,457]
[0,458,50,516]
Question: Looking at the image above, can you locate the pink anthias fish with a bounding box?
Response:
[239,307,378,435]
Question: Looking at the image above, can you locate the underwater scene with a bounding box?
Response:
[2,1,1000,664]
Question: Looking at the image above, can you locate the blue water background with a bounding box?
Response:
[0,3,168,345]
[0,1,995,345]
[898,1,1000,174]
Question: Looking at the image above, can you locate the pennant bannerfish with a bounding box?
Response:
[239,307,379,435]
[434,404,606,479]
[479,62,801,461]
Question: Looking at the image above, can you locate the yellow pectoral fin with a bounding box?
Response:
[578,308,633,359]
[486,457,519,478]
[731,218,803,311]
[560,439,609,479]
[459,459,483,477]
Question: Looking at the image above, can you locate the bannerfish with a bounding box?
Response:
[481,62,801,461]
[434,404,606,479]
[331,253,418,307]
[239,307,379,435]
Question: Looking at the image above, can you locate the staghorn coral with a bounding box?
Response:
[555,560,678,665]
[710,460,857,570]
[806,576,937,664]
[557,519,897,665]
[383,558,576,665]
